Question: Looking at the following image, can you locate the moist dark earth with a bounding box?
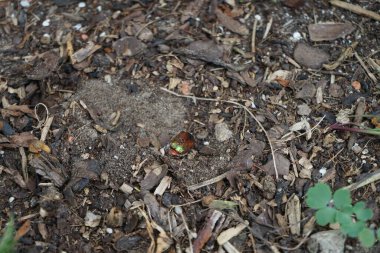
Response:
[0,0,380,252]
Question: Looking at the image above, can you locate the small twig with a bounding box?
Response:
[160,87,279,182]
[344,169,380,192]
[323,41,358,70]
[188,172,229,191]
[251,18,258,53]
[19,147,28,181]
[330,0,380,21]
[262,16,273,40]
[354,52,378,83]
[285,55,301,69]
[40,116,54,142]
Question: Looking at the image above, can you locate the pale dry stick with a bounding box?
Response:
[330,0,380,21]
[188,172,230,191]
[177,206,194,253]
[263,16,273,40]
[251,18,258,53]
[40,116,54,142]
[160,87,279,181]
[354,52,378,83]
[19,147,28,181]
[284,55,301,69]
[344,169,380,192]
[367,58,380,74]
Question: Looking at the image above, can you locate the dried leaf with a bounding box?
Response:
[308,23,355,41]
[15,220,31,240]
[215,8,249,35]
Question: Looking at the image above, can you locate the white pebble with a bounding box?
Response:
[106,228,113,234]
[319,167,327,176]
[42,19,50,27]
[9,197,15,203]
[290,31,302,42]
[73,23,82,30]
[20,0,30,8]
[78,2,86,8]
[254,15,261,21]
[96,6,102,12]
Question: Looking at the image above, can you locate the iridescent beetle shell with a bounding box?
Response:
[168,131,195,156]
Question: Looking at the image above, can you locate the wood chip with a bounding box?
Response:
[217,222,248,245]
[286,194,301,235]
[215,8,249,36]
[308,22,355,41]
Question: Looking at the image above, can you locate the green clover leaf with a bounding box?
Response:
[355,208,373,222]
[353,201,366,211]
[306,183,332,209]
[315,207,336,226]
[341,220,366,237]
[336,211,352,225]
[333,188,352,209]
[377,228,380,241]
[358,228,376,248]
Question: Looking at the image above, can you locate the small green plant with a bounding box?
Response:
[0,216,16,253]
[306,183,380,247]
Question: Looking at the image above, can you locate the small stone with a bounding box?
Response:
[307,230,345,253]
[106,228,113,234]
[113,36,147,57]
[20,0,31,8]
[295,82,316,99]
[329,82,344,98]
[351,143,362,154]
[40,33,51,44]
[42,19,50,27]
[294,43,329,69]
[84,211,101,227]
[261,175,276,199]
[290,31,302,42]
[214,122,233,142]
[40,208,48,218]
[78,2,86,8]
[264,153,290,176]
[119,183,133,194]
[297,103,311,116]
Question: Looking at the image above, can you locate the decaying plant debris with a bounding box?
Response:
[0,0,380,252]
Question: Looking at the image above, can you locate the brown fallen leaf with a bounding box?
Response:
[193,210,223,253]
[215,8,249,35]
[181,0,207,23]
[2,166,27,189]
[106,207,124,227]
[15,220,31,241]
[9,132,37,147]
